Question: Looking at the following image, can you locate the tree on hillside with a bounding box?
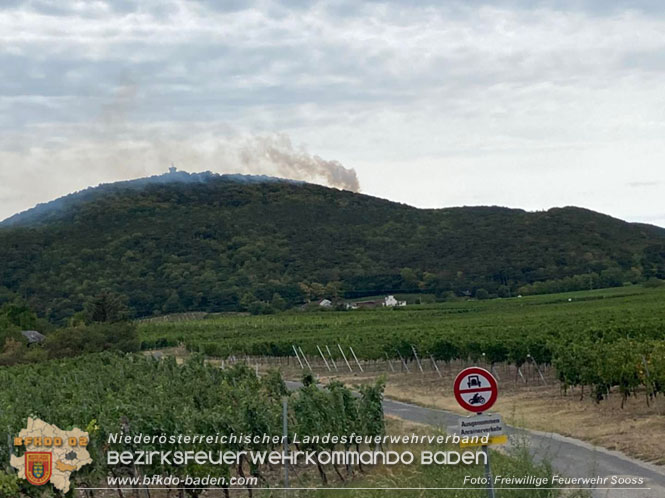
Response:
[497,285,511,298]
[0,303,40,330]
[271,292,287,311]
[86,291,130,323]
[475,288,489,300]
[1,180,665,320]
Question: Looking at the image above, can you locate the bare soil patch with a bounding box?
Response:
[315,363,665,467]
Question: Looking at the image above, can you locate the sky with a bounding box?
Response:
[1,0,664,227]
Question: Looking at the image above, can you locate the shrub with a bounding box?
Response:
[45,322,139,359]
[644,277,665,288]
[475,288,490,300]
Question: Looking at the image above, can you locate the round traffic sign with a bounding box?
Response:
[453,367,498,413]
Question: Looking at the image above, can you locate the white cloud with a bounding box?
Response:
[0,0,664,226]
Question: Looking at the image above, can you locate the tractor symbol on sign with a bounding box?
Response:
[467,375,482,389]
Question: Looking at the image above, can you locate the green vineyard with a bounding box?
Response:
[0,353,385,496]
[139,286,665,404]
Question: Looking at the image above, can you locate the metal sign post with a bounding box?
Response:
[480,429,495,498]
[454,367,500,498]
[282,397,289,490]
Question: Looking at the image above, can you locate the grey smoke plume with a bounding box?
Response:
[0,129,363,221]
[0,82,362,220]
[100,82,138,128]
[238,135,360,192]
[91,84,360,192]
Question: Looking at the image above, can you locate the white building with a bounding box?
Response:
[383,295,406,307]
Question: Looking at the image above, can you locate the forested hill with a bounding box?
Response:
[1,173,664,321]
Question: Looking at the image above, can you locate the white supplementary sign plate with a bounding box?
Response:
[458,413,507,447]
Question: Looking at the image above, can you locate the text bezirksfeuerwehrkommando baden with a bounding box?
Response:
[107,448,486,467]
[106,432,490,467]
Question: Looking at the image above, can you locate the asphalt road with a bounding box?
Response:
[382,397,665,498]
[286,381,665,497]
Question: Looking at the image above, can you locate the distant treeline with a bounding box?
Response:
[1,179,664,321]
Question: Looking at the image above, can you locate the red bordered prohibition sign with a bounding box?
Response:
[453,367,498,413]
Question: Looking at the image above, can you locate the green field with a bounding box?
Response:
[138,285,663,362]
[0,353,386,495]
[0,352,569,497]
[139,285,665,402]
